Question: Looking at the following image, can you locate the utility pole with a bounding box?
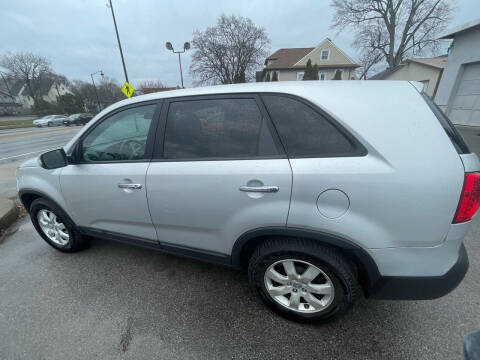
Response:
[107,0,129,83]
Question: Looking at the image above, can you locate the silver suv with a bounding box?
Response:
[16,82,479,322]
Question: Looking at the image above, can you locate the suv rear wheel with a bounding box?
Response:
[248,238,358,322]
[30,198,89,252]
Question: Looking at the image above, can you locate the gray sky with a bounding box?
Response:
[1,0,478,88]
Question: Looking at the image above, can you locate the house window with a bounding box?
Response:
[318,73,326,80]
[320,49,330,61]
[296,72,304,81]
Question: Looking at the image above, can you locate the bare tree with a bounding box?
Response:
[357,50,384,79]
[71,77,123,113]
[190,14,270,85]
[97,76,124,105]
[137,79,167,91]
[0,52,52,103]
[331,0,454,77]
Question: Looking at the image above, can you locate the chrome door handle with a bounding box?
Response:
[239,185,279,193]
[118,183,143,190]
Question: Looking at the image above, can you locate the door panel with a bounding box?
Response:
[146,95,292,254]
[146,159,292,254]
[60,101,160,242]
[60,163,156,241]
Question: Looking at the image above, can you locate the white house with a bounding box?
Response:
[258,38,359,82]
[14,78,73,109]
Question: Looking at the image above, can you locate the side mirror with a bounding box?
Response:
[39,149,68,169]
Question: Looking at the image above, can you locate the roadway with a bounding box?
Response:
[0,126,80,164]
[0,126,80,199]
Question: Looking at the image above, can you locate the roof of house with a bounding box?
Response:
[9,80,24,96]
[265,48,315,69]
[19,78,55,97]
[370,56,447,79]
[369,66,402,80]
[439,18,480,39]
[409,56,448,69]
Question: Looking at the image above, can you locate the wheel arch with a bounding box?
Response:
[231,227,382,295]
[19,189,69,217]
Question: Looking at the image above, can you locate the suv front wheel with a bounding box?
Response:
[248,239,358,322]
[30,198,89,252]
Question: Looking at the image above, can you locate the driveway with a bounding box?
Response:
[0,127,479,360]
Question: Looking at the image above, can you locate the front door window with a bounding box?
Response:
[80,104,156,162]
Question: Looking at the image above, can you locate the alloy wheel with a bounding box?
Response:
[37,209,70,246]
[264,259,334,313]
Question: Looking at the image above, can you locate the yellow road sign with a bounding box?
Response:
[121,81,134,98]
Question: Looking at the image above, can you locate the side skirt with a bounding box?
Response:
[77,226,232,268]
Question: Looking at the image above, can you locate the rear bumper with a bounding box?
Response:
[369,244,468,300]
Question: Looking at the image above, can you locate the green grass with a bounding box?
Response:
[0,120,34,129]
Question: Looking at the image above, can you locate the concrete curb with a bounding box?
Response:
[0,198,19,232]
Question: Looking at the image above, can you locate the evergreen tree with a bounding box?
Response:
[303,59,319,80]
[312,64,319,80]
[265,72,271,82]
[333,69,343,80]
[271,72,278,81]
[303,59,313,80]
[233,72,246,83]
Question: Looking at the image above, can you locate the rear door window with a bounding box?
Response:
[163,98,279,159]
[262,95,364,158]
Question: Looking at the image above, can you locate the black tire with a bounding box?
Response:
[248,238,358,323]
[30,198,89,252]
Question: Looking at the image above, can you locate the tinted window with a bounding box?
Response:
[81,104,156,162]
[262,95,357,157]
[422,93,469,154]
[164,98,278,159]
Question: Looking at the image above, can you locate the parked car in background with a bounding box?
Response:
[33,115,69,127]
[63,113,93,126]
[17,82,479,323]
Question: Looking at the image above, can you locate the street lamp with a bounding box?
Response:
[90,70,104,112]
[166,41,190,88]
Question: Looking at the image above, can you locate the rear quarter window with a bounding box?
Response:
[422,94,470,154]
[261,94,365,158]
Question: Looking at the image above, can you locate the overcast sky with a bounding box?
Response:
[1,0,478,88]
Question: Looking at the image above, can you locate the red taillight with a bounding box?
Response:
[453,172,480,223]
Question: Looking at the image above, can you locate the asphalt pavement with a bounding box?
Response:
[0,126,80,164]
[0,126,80,199]
[0,127,479,359]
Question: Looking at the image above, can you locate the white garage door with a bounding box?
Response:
[449,62,480,126]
